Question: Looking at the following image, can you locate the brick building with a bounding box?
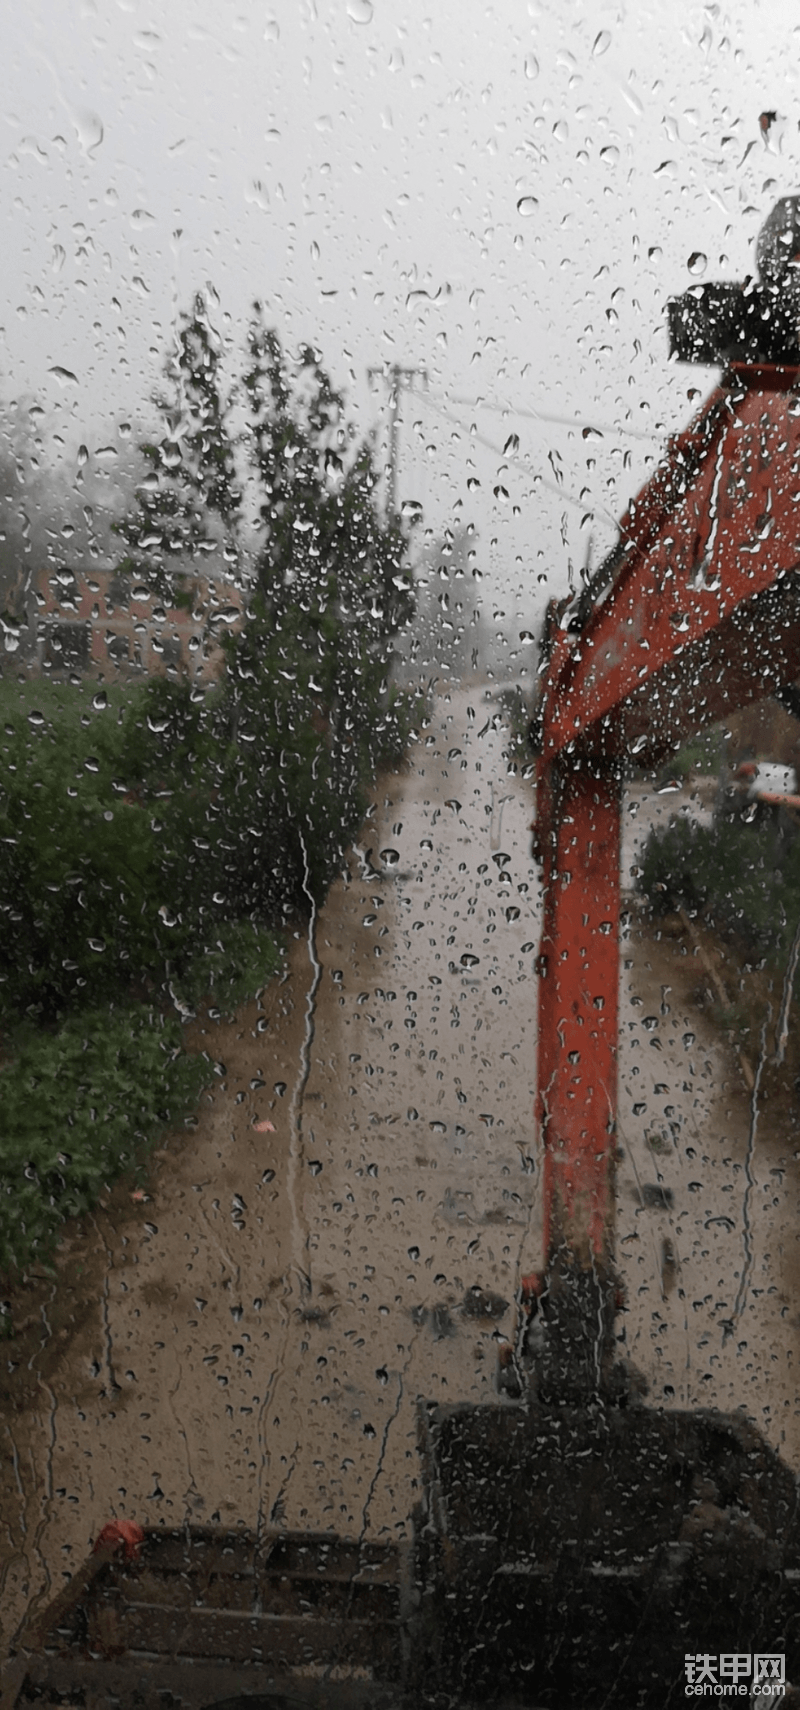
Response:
[16,563,245,680]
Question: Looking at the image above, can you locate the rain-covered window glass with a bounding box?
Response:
[4,6,800,1707]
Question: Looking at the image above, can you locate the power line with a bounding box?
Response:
[418,392,622,531]
[425,389,667,443]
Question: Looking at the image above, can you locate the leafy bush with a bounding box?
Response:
[638,809,800,959]
[0,685,166,1018]
[0,1006,209,1276]
[175,919,283,1017]
[0,676,289,1020]
[656,730,720,786]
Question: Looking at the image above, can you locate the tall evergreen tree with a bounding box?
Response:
[114,290,241,599]
[207,308,414,905]
[114,297,417,921]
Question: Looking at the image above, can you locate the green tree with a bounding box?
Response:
[216,309,414,903]
[113,290,241,599]
[110,299,417,923]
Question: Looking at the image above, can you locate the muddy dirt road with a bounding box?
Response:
[3,692,800,1650]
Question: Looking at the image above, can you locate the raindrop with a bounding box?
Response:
[408,1245,420,1261]
[27,709,45,727]
[346,0,373,21]
[524,53,539,79]
[516,196,538,218]
[380,848,400,867]
[49,366,79,388]
[72,108,104,155]
[688,252,707,276]
[91,690,107,711]
[592,29,611,54]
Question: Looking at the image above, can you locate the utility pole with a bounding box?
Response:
[367,363,427,513]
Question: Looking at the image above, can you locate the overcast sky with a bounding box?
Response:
[4,0,800,654]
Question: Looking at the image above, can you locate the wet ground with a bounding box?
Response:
[2,690,799,1654]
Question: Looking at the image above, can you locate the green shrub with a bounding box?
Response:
[638,810,800,960]
[0,676,287,1019]
[0,1005,209,1277]
[175,919,283,1017]
[0,683,167,1018]
[656,730,720,786]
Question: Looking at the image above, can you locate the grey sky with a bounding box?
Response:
[3,0,800,653]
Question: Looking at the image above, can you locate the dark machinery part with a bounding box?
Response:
[669,193,800,365]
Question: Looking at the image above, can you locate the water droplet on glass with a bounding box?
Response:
[72,108,104,156]
[516,196,538,218]
[380,848,400,867]
[346,0,373,21]
[49,366,79,388]
[592,29,611,55]
[688,251,707,275]
[524,53,538,79]
[92,690,107,712]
